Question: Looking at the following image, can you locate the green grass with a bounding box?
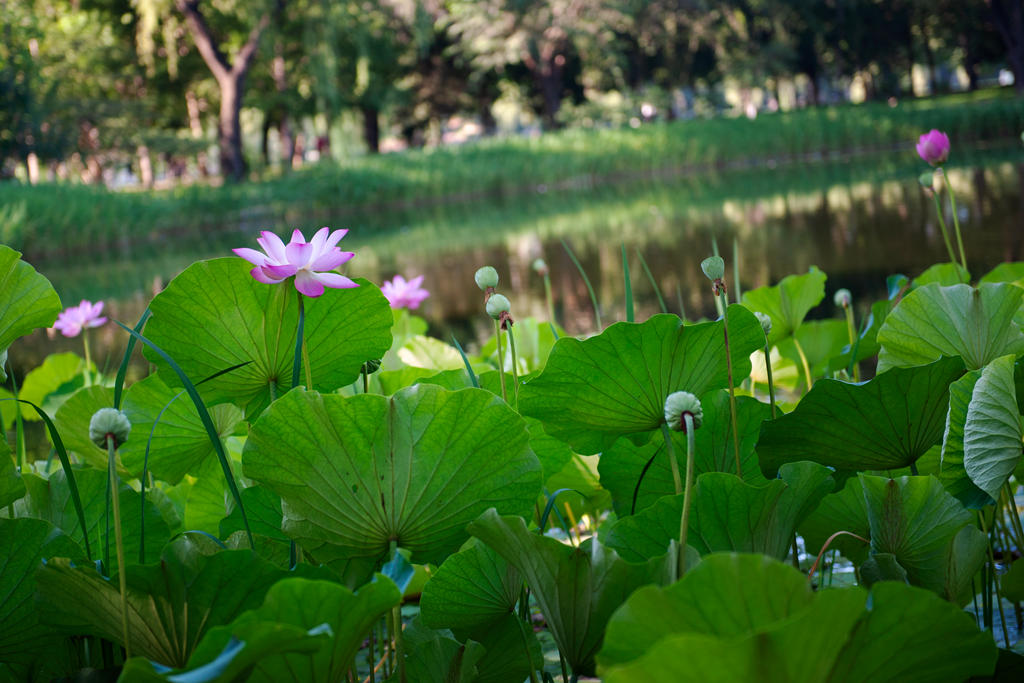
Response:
[3,89,1024,257]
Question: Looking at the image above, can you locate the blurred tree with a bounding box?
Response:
[986,0,1024,93]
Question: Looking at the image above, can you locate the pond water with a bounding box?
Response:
[12,146,1024,375]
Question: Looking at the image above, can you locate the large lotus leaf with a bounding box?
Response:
[36,540,288,668]
[860,474,987,605]
[52,385,116,471]
[605,463,833,562]
[599,555,995,683]
[0,439,24,508]
[757,356,965,475]
[877,283,1024,371]
[980,262,1024,284]
[799,476,872,565]
[397,617,486,683]
[913,262,971,287]
[468,509,671,677]
[741,267,827,346]
[962,355,1023,500]
[0,245,61,351]
[599,391,770,516]
[178,576,400,683]
[243,384,542,567]
[144,258,393,418]
[117,623,331,683]
[939,368,992,508]
[170,457,235,536]
[0,518,86,666]
[15,468,169,569]
[120,374,244,484]
[17,352,86,421]
[397,335,465,371]
[520,307,764,455]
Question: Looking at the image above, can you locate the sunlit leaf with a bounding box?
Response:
[741,267,826,345]
[0,245,61,351]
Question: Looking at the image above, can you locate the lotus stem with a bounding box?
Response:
[543,271,556,328]
[494,319,507,402]
[792,336,814,394]
[732,237,742,303]
[293,292,305,389]
[790,535,800,570]
[83,332,93,387]
[1003,482,1024,551]
[764,346,777,419]
[678,414,696,577]
[806,530,869,585]
[979,511,1011,648]
[10,367,25,471]
[940,169,969,275]
[107,436,131,659]
[389,542,406,682]
[930,191,961,278]
[843,306,860,382]
[507,324,521,408]
[515,605,541,683]
[719,294,742,478]
[660,423,683,496]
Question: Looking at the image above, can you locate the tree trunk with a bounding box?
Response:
[138,145,154,188]
[185,89,209,176]
[536,59,565,130]
[272,50,294,171]
[361,104,380,154]
[987,0,1024,94]
[217,75,246,181]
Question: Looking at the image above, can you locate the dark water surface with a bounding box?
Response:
[14,147,1024,373]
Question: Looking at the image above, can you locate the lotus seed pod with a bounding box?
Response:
[834,288,852,308]
[754,311,772,336]
[532,258,548,276]
[700,256,725,281]
[89,407,131,448]
[664,391,703,432]
[486,293,511,320]
[475,266,499,291]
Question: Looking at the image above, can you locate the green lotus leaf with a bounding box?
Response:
[777,319,849,384]
[599,554,996,683]
[36,539,289,668]
[0,387,14,432]
[938,368,992,508]
[52,385,115,470]
[605,462,833,562]
[859,474,987,605]
[172,457,235,536]
[117,622,331,683]
[397,335,465,370]
[468,509,671,677]
[18,352,85,421]
[0,245,61,352]
[0,518,85,667]
[15,468,170,569]
[599,390,771,517]
[399,616,486,683]
[741,266,826,346]
[877,283,1024,371]
[120,374,244,484]
[913,262,970,287]
[962,355,1023,500]
[980,261,1024,284]
[144,258,393,418]
[176,576,400,682]
[757,356,965,475]
[243,384,542,567]
[0,439,24,508]
[520,307,764,455]
[219,485,287,542]
[799,476,872,565]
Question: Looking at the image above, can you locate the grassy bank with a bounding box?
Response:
[2,89,1023,257]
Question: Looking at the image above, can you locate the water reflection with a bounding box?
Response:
[14,150,1024,373]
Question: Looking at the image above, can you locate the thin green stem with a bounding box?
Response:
[559,654,570,683]
[678,415,696,577]
[268,379,278,402]
[543,273,556,327]
[732,237,742,303]
[11,367,25,471]
[507,324,521,408]
[83,332,93,388]
[514,611,541,683]
[763,346,777,419]
[636,250,667,314]
[930,191,960,275]
[561,238,602,331]
[293,292,305,389]
[363,369,369,394]
[1003,482,1024,551]
[107,436,131,659]
[941,168,969,275]
[790,535,800,570]
[494,319,507,402]
[792,336,814,393]
[719,293,742,477]
[660,423,682,496]
[843,306,860,382]
[979,511,1011,648]
[389,541,406,683]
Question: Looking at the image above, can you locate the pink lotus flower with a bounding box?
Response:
[381,274,430,310]
[233,227,358,298]
[916,129,950,166]
[52,300,107,338]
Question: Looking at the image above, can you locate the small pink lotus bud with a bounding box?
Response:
[916,130,950,167]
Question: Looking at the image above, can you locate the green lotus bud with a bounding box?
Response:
[486,293,511,320]
[664,391,703,433]
[700,256,725,281]
[918,170,935,191]
[0,347,6,383]
[475,266,499,291]
[532,258,548,276]
[89,407,131,448]
[361,358,382,375]
[834,288,852,308]
[754,311,772,336]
